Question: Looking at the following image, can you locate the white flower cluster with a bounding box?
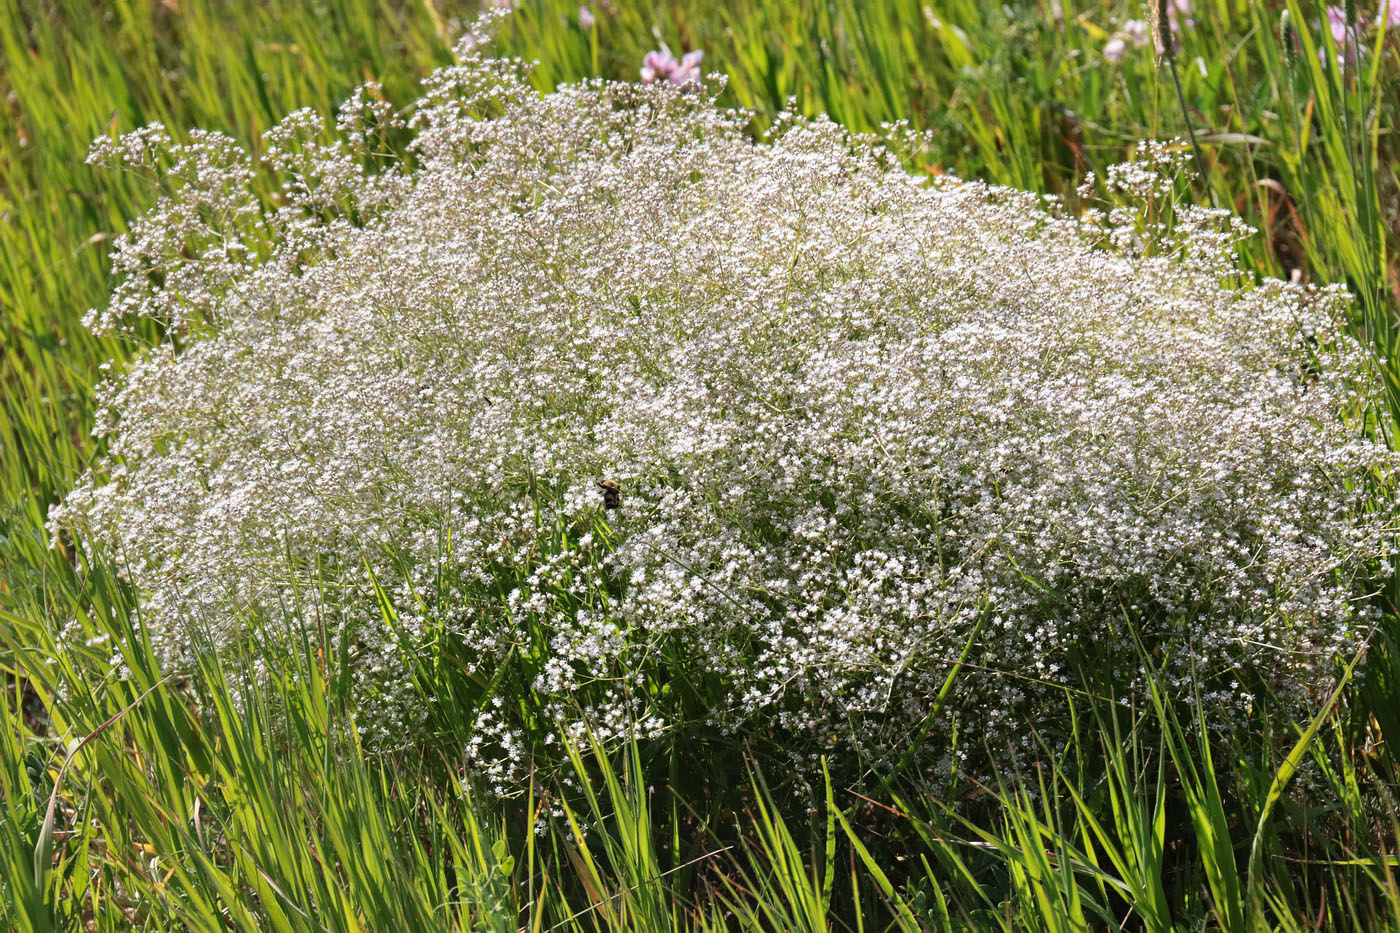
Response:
[55,39,1397,785]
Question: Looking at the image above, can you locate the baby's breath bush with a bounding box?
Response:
[54,26,1397,789]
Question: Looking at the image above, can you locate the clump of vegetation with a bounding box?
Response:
[51,24,1396,793]
[7,2,1400,928]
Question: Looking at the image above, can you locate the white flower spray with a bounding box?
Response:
[54,24,1397,789]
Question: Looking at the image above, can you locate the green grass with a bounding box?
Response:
[3,0,1400,928]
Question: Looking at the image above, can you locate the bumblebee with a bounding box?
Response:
[597,478,621,510]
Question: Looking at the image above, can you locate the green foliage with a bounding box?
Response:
[2,0,1399,929]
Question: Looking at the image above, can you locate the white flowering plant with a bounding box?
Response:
[52,26,1398,791]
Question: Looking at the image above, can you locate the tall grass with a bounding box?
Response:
[9,581,1400,929]
[3,0,1398,928]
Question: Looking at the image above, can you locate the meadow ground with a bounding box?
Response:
[2,0,1400,929]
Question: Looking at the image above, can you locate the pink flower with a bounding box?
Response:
[1378,0,1400,29]
[673,49,704,82]
[639,50,667,84]
[578,5,595,29]
[640,48,704,85]
[1104,18,1149,61]
[1327,5,1350,42]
